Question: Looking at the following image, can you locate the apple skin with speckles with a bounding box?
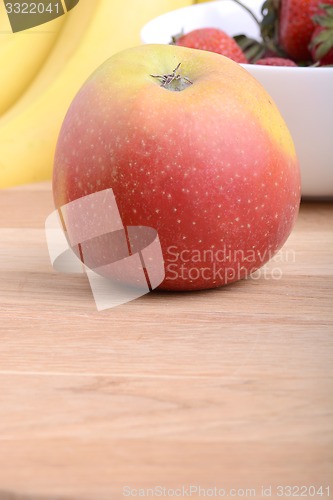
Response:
[53,44,301,291]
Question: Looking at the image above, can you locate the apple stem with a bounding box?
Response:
[150,63,193,91]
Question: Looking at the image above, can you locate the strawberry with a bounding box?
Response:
[278,0,315,61]
[309,2,333,65]
[235,0,321,62]
[309,0,333,16]
[255,56,298,65]
[173,28,248,63]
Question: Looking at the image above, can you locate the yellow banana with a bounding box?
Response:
[0,2,10,33]
[0,6,66,116]
[2,0,96,122]
[0,0,193,189]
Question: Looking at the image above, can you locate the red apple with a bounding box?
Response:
[53,44,301,291]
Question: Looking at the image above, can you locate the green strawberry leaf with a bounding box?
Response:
[314,37,333,59]
[233,34,265,62]
[170,30,184,45]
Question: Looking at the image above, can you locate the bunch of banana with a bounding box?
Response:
[0,0,193,189]
[0,5,66,116]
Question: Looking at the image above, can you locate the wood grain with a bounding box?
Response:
[0,183,332,500]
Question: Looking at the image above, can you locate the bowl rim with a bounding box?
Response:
[241,63,333,71]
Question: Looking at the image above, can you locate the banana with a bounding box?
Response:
[1,0,96,122]
[0,0,193,189]
[0,1,11,33]
[0,7,66,116]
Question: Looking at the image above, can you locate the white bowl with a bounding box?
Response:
[141,0,333,199]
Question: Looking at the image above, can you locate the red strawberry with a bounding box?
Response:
[278,0,315,61]
[309,0,333,16]
[232,0,333,64]
[309,2,333,64]
[257,0,327,61]
[174,28,248,63]
[231,0,315,62]
[255,56,298,65]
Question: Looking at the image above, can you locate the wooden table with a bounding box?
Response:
[0,183,332,500]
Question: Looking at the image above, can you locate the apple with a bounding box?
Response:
[52,43,301,291]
